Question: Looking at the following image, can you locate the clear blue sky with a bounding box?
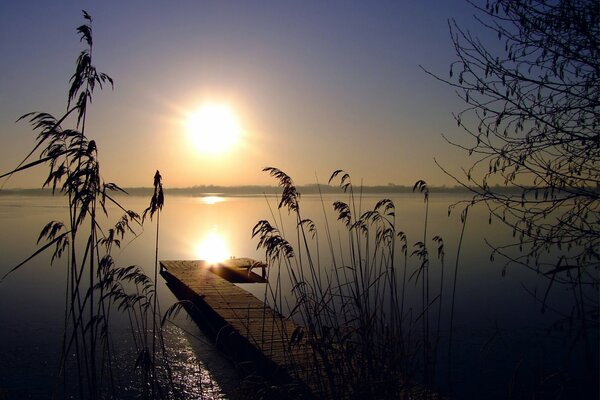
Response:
[0,0,479,188]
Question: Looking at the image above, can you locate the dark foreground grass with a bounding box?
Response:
[250,167,597,399]
[251,167,463,399]
[0,12,193,400]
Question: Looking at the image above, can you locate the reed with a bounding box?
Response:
[252,167,456,399]
[0,12,177,399]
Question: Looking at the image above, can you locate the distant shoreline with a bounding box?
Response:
[0,184,525,197]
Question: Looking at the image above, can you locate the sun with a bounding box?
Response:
[186,104,240,154]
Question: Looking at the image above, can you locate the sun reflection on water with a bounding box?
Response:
[200,196,225,205]
[195,228,230,264]
[162,325,228,399]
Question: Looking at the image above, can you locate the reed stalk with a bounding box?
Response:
[447,205,468,393]
[0,12,178,399]
[253,167,451,398]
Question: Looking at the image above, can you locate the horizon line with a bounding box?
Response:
[0,183,519,196]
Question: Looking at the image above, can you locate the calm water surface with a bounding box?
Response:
[0,193,596,399]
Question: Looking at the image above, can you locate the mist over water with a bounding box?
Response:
[0,193,596,399]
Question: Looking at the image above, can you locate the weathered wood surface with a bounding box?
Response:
[160,259,324,397]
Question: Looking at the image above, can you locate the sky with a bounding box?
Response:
[0,0,481,188]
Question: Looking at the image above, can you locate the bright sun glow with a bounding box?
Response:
[201,195,225,205]
[195,230,230,264]
[186,104,240,154]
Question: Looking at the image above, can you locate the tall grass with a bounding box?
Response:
[252,167,465,399]
[0,12,176,399]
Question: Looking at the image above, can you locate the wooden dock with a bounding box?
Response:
[160,259,323,397]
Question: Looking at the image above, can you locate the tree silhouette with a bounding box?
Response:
[427,0,599,296]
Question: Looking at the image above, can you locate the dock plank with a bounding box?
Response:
[160,259,320,397]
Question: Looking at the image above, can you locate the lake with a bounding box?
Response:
[0,191,596,399]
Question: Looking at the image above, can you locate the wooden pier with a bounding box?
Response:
[160,259,321,397]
